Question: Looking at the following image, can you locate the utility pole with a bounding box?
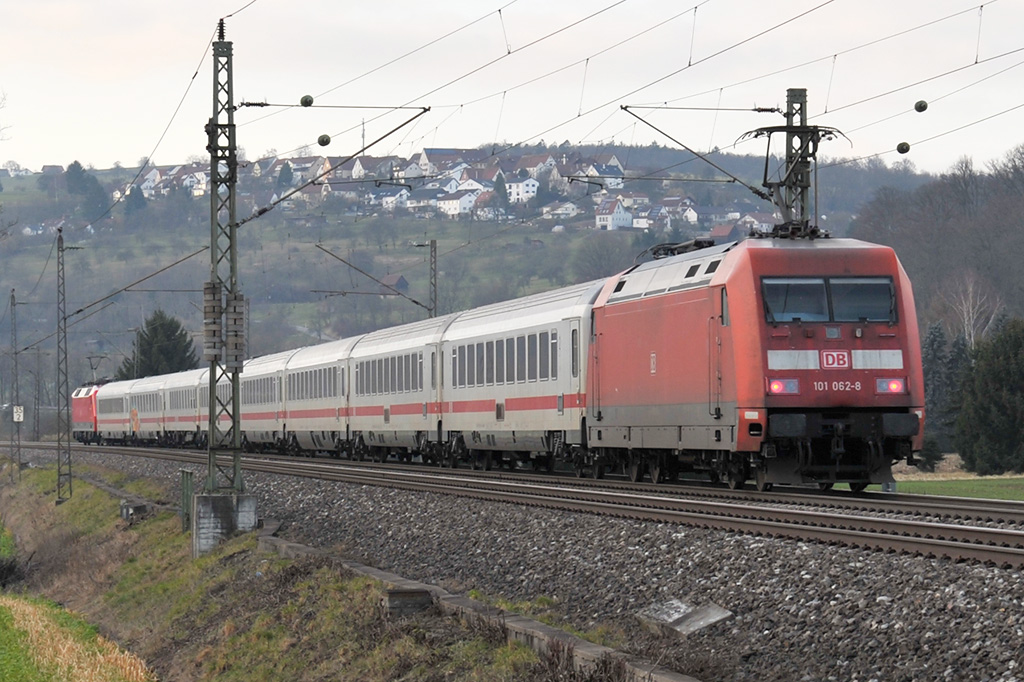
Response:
[194,18,255,556]
[33,348,41,442]
[428,239,437,318]
[56,228,72,502]
[9,289,21,482]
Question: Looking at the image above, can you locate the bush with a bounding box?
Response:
[915,438,943,473]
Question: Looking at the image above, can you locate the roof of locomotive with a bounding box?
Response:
[442,279,605,342]
[604,241,737,305]
[603,237,897,304]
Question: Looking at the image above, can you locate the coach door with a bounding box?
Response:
[708,287,727,419]
[567,319,582,415]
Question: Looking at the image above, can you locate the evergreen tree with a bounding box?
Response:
[277,162,294,188]
[65,160,89,195]
[955,318,1024,475]
[493,174,510,214]
[124,185,147,217]
[920,322,950,449]
[115,310,199,379]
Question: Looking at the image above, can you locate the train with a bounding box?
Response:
[72,236,925,492]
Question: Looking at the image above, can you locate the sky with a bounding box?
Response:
[2,0,1024,176]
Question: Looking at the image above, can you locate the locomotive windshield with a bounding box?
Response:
[762,276,894,323]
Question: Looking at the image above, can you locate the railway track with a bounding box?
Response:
[36,442,1024,568]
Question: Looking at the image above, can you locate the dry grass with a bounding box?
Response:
[0,595,155,681]
[893,453,1024,481]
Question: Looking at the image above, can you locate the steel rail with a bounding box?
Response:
[35,443,1024,567]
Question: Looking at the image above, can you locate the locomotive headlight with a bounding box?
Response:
[876,378,906,394]
[768,379,800,395]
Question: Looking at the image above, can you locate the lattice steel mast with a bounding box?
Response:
[56,229,73,501]
[204,19,245,493]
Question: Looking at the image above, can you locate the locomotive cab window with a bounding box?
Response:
[763,278,828,322]
[830,277,895,322]
[762,276,895,324]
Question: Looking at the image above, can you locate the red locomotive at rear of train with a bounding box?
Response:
[71,236,924,492]
[585,237,924,491]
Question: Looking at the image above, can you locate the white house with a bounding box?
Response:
[437,189,479,218]
[595,199,632,230]
[542,201,580,220]
[507,177,539,204]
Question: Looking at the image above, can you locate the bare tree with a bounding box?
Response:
[943,270,1003,350]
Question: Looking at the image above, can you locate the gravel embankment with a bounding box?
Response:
[51,450,1024,681]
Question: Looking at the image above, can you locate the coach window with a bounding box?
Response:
[495,340,505,384]
[431,351,437,389]
[458,345,467,388]
[466,344,476,386]
[721,288,730,326]
[486,341,495,385]
[476,343,485,387]
[571,329,579,378]
[539,332,549,380]
[527,334,538,381]
[516,336,527,383]
[550,331,558,379]
[506,338,516,383]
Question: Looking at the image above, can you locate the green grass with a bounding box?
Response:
[0,527,15,558]
[884,477,1024,500]
[0,605,53,682]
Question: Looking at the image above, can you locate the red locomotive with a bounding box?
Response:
[582,237,923,491]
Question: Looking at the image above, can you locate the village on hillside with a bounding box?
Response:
[2,147,779,241]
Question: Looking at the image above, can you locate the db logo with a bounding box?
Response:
[821,350,850,369]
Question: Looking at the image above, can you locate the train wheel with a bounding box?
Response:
[755,469,773,492]
[591,463,606,480]
[817,482,834,491]
[482,451,493,471]
[849,482,869,493]
[627,455,644,483]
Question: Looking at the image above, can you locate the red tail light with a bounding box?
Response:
[875,378,906,394]
[768,379,800,395]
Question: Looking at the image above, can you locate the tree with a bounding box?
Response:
[277,162,294,188]
[65,160,89,195]
[954,318,1024,475]
[115,310,199,379]
[124,185,147,217]
[921,322,951,449]
[493,174,510,213]
[571,232,633,283]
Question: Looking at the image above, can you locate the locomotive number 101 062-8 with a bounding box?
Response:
[813,380,862,392]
